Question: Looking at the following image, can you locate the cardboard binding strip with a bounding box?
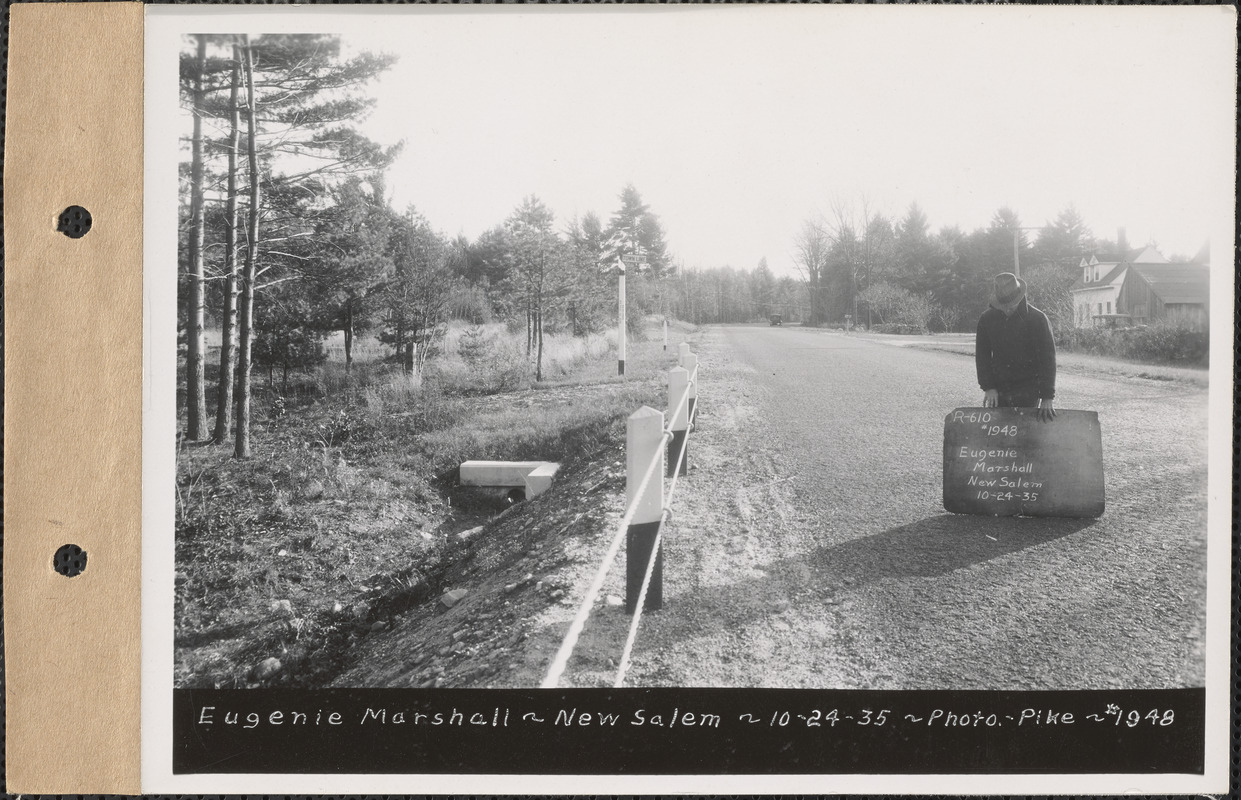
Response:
[4,3,144,793]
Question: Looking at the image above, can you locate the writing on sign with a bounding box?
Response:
[943,407,1104,518]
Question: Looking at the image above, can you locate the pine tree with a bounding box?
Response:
[234,35,261,459]
[175,34,398,456]
[211,39,243,444]
[185,35,209,441]
[382,209,460,377]
[603,184,671,276]
[504,196,562,381]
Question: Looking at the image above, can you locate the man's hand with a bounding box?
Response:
[1037,398,1057,422]
[983,389,999,408]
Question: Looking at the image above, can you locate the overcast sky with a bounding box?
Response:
[166,6,1236,276]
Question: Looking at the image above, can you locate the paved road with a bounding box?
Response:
[621,324,1208,690]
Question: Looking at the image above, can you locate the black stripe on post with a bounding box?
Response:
[625,520,663,613]
[618,359,625,376]
[667,429,688,477]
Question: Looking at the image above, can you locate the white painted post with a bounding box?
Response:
[677,341,691,368]
[663,318,668,351]
[682,352,698,427]
[626,406,664,612]
[618,266,627,376]
[667,367,689,478]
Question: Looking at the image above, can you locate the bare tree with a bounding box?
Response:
[793,218,830,325]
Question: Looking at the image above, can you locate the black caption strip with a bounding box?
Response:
[174,687,1203,775]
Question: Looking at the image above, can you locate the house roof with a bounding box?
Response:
[1070,262,1128,292]
[1072,244,1174,292]
[1089,245,1168,265]
[1131,263,1210,305]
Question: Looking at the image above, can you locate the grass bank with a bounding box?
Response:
[175,319,694,688]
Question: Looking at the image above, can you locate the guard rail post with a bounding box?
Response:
[626,406,665,613]
[667,366,689,478]
[683,352,698,425]
[678,341,691,367]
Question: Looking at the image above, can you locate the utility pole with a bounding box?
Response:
[618,242,648,376]
[1011,227,1041,278]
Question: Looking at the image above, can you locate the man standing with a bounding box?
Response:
[976,272,1057,422]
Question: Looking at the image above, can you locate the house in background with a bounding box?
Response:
[1117,262,1210,330]
[1070,243,1210,330]
[1070,245,1165,327]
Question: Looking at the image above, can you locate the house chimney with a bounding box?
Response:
[1117,227,1128,256]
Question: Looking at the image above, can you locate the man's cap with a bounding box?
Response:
[994,272,1026,306]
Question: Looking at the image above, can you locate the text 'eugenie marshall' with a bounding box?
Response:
[196,705,722,729]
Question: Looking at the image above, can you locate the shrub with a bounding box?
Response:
[1059,323,1208,365]
[315,408,359,448]
[872,323,926,335]
[1121,324,1209,364]
[456,325,492,369]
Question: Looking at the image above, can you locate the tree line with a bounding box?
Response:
[179,34,673,457]
[788,201,1133,334]
[628,202,1140,334]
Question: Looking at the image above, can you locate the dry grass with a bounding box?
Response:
[175,318,693,688]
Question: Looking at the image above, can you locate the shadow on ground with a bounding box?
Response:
[649,513,1098,634]
[806,513,1097,584]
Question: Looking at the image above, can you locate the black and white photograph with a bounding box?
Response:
[144,5,1233,792]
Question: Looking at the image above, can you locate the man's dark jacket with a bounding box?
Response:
[975,298,1056,400]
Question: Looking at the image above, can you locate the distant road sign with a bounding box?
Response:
[620,254,643,264]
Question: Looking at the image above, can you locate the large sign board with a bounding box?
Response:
[943,407,1104,518]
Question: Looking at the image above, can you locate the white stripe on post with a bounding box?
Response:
[663,319,668,351]
[682,352,698,426]
[617,268,627,376]
[626,406,665,612]
[667,367,689,478]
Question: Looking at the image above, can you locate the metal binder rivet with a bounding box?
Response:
[56,205,92,239]
[52,544,87,577]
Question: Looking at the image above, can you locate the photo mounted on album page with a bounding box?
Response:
[138,4,1234,793]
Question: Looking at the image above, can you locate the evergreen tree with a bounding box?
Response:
[1032,205,1095,271]
[184,35,210,441]
[303,177,395,369]
[564,212,612,335]
[174,34,399,457]
[382,209,459,376]
[603,184,671,277]
[895,201,935,292]
[503,196,566,380]
[751,257,777,318]
[211,40,243,443]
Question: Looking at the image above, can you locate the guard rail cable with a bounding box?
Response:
[541,354,699,689]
